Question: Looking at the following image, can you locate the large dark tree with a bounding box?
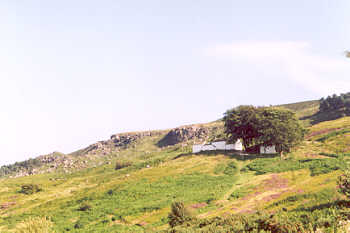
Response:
[223,105,261,150]
[257,107,306,157]
[224,106,306,157]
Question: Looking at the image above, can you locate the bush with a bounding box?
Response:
[19,184,42,195]
[74,220,84,229]
[78,203,92,211]
[115,161,133,170]
[338,170,350,199]
[223,161,238,176]
[168,202,193,228]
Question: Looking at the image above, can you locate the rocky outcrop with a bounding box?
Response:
[80,130,165,157]
[110,132,150,147]
[1,124,218,178]
[157,125,210,147]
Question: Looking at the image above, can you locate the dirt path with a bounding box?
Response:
[199,173,293,218]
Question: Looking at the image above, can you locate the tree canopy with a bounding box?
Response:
[224,106,306,156]
[319,93,350,116]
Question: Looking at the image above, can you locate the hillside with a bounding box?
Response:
[0,99,320,179]
[1,99,350,232]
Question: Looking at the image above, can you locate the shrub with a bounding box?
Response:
[107,189,114,195]
[338,170,350,199]
[74,221,84,229]
[168,202,193,228]
[223,161,238,176]
[78,203,92,211]
[115,161,133,170]
[19,184,42,195]
[16,216,53,233]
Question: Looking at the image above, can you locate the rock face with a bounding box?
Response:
[74,130,164,157]
[157,125,210,147]
[111,131,154,147]
[1,124,218,178]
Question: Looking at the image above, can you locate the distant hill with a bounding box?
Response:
[2,95,350,232]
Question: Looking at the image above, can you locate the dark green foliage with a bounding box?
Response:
[257,108,307,155]
[319,152,339,158]
[115,161,133,170]
[224,105,261,149]
[223,161,238,176]
[319,93,350,113]
[78,203,92,211]
[244,157,345,176]
[167,212,308,233]
[166,207,348,233]
[74,220,84,229]
[168,202,193,228]
[19,184,42,195]
[319,152,350,158]
[224,106,306,155]
[338,170,350,199]
[318,93,350,122]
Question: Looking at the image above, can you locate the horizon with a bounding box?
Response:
[0,0,349,166]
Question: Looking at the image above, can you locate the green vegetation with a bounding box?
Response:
[244,157,345,176]
[223,161,238,176]
[0,158,43,176]
[164,207,348,233]
[168,202,193,228]
[316,129,350,142]
[319,93,350,115]
[338,170,350,199]
[16,216,53,233]
[224,106,306,156]
[229,185,255,200]
[115,160,133,170]
[19,184,42,195]
[1,98,350,232]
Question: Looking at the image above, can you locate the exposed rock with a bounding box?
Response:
[157,125,210,147]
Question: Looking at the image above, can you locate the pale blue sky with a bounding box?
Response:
[0,1,349,165]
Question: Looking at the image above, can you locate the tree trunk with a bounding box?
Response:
[280,151,284,160]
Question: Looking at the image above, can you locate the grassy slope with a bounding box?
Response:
[2,102,350,232]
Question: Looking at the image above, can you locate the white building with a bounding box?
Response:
[260,145,277,154]
[192,140,242,153]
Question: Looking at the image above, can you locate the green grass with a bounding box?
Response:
[2,108,350,232]
[316,129,350,142]
[244,157,346,176]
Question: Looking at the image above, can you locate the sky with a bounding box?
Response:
[0,0,349,165]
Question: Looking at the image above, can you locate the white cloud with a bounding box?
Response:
[206,41,350,95]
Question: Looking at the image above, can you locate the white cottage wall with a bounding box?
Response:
[212,141,226,150]
[192,140,243,153]
[260,146,277,154]
[192,145,202,153]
